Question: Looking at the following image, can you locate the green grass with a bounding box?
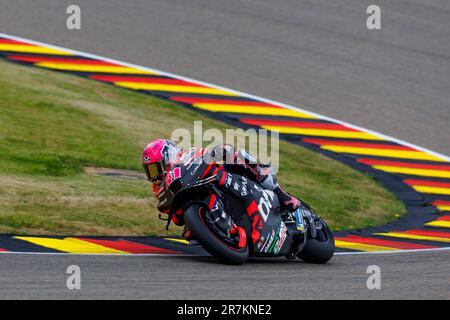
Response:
[0,60,406,235]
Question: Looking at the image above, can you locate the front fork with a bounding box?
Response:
[284,205,321,258]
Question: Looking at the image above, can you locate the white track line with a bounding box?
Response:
[1,33,449,256]
[1,33,449,161]
[334,246,450,255]
[1,247,449,257]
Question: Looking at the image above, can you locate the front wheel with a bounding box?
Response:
[297,217,335,264]
[184,203,249,265]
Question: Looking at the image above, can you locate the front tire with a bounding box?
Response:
[184,203,249,265]
[297,218,335,264]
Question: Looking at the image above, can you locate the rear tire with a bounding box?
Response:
[297,219,335,264]
[184,203,249,265]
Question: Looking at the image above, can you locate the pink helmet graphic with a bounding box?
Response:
[142,139,179,181]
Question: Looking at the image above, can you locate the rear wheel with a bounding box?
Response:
[184,203,249,265]
[297,217,335,264]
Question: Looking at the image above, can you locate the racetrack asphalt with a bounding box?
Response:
[1,0,449,154]
[0,0,449,299]
[0,250,449,299]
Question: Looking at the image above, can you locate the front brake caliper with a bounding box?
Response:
[300,207,318,238]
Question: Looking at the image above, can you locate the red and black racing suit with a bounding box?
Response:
[152,145,299,237]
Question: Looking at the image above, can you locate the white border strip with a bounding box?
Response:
[334,246,450,255]
[1,32,450,162]
[1,246,449,257]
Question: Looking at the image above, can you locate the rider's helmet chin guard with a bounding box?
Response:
[142,139,180,182]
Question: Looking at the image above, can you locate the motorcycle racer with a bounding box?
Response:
[142,139,300,235]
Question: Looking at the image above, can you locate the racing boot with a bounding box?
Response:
[274,186,301,212]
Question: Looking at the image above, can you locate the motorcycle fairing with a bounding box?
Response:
[217,171,293,256]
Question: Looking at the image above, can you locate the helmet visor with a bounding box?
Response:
[144,162,164,182]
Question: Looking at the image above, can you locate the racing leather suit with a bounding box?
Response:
[152,145,300,224]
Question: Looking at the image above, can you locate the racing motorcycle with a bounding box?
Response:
[159,150,335,265]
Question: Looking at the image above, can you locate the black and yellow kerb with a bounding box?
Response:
[1,34,449,254]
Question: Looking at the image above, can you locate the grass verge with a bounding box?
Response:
[0,60,405,235]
